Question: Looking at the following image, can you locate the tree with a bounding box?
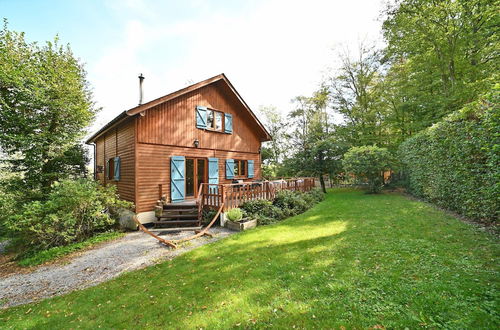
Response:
[328,43,389,148]
[260,105,286,166]
[342,146,393,193]
[0,22,98,195]
[284,90,346,193]
[382,0,498,128]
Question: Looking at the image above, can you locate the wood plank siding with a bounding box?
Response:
[136,81,262,152]
[95,119,136,204]
[135,81,263,213]
[89,74,269,216]
[136,143,261,213]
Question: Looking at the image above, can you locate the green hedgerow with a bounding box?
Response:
[399,87,499,223]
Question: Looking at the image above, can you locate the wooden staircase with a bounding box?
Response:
[153,202,201,230]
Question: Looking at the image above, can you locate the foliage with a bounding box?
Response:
[3,179,132,252]
[283,90,347,192]
[1,190,498,328]
[342,146,393,193]
[240,188,324,225]
[382,0,498,128]
[17,231,125,267]
[202,209,218,225]
[226,208,243,222]
[240,199,273,216]
[0,21,98,193]
[259,105,287,165]
[328,44,390,148]
[399,87,499,222]
[0,186,17,236]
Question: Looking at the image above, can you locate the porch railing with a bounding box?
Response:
[197,178,316,212]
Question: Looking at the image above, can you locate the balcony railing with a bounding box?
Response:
[196,178,316,212]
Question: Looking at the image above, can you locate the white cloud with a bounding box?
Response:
[87,0,384,134]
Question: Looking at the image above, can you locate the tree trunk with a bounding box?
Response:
[319,174,326,193]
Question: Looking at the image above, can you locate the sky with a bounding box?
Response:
[0,0,385,137]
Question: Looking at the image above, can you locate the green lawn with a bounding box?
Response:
[1,189,498,329]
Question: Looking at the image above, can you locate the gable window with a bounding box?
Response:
[234,160,247,177]
[195,106,232,134]
[206,109,224,132]
[215,111,223,131]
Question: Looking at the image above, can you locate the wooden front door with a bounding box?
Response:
[185,158,207,198]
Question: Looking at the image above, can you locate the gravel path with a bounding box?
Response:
[0,227,234,309]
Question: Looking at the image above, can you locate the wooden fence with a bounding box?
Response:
[197,178,315,212]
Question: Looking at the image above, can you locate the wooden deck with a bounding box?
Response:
[197,178,316,212]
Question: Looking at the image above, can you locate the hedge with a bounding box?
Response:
[399,86,499,223]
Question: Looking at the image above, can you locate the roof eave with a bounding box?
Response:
[84,111,130,144]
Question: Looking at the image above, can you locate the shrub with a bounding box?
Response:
[0,188,17,238]
[202,208,218,225]
[226,208,243,222]
[4,179,132,251]
[240,199,273,216]
[240,189,325,226]
[399,87,499,223]
[342,146,393,193]
[274,190,309,213]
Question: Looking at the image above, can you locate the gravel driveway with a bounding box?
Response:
[0,227,234,309]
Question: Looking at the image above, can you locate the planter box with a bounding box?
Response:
[225,219,257,231]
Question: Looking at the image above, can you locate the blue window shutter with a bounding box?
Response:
[208,158,219,184]
[114,157,121,181]
[224,113,233,133]
[225,159,235,179]
[208,158,219,194]
[170,156,185,203]
[248,160,254,178]
[196,106,207,129]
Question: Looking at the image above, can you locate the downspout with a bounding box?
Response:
[92,143,97,180]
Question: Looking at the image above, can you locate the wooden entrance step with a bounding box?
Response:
[157,214,199,220]
[150,226,203,232]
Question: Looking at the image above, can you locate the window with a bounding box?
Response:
[215,111,223,131]
[106,157,121,181]
[206,109,224,132]
[207,110,214,130]
[107,158,115,180]
[233,160,247,177]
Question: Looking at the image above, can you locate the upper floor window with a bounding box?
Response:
[207,109,223,132]
[196,105,232,134]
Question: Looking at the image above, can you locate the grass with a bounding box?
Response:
[0,189,498,328]
[17,231,125,267]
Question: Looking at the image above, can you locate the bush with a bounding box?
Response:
[4,179,132,251]
[399,87,499,223]
[0,188,17,238]
[274,190,309,213]
[342,146,394,193]
[240,199,273,216]
[226,208,243,222]
[240,189,325,226]
[202,208,218,225]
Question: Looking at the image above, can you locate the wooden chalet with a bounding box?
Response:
[86,74,314,227]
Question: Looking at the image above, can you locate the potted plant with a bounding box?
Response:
[224,208,257,231]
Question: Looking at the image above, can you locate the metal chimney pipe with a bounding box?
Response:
[138,73,145,105]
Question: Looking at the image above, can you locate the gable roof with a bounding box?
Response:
[85,73,271,144]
